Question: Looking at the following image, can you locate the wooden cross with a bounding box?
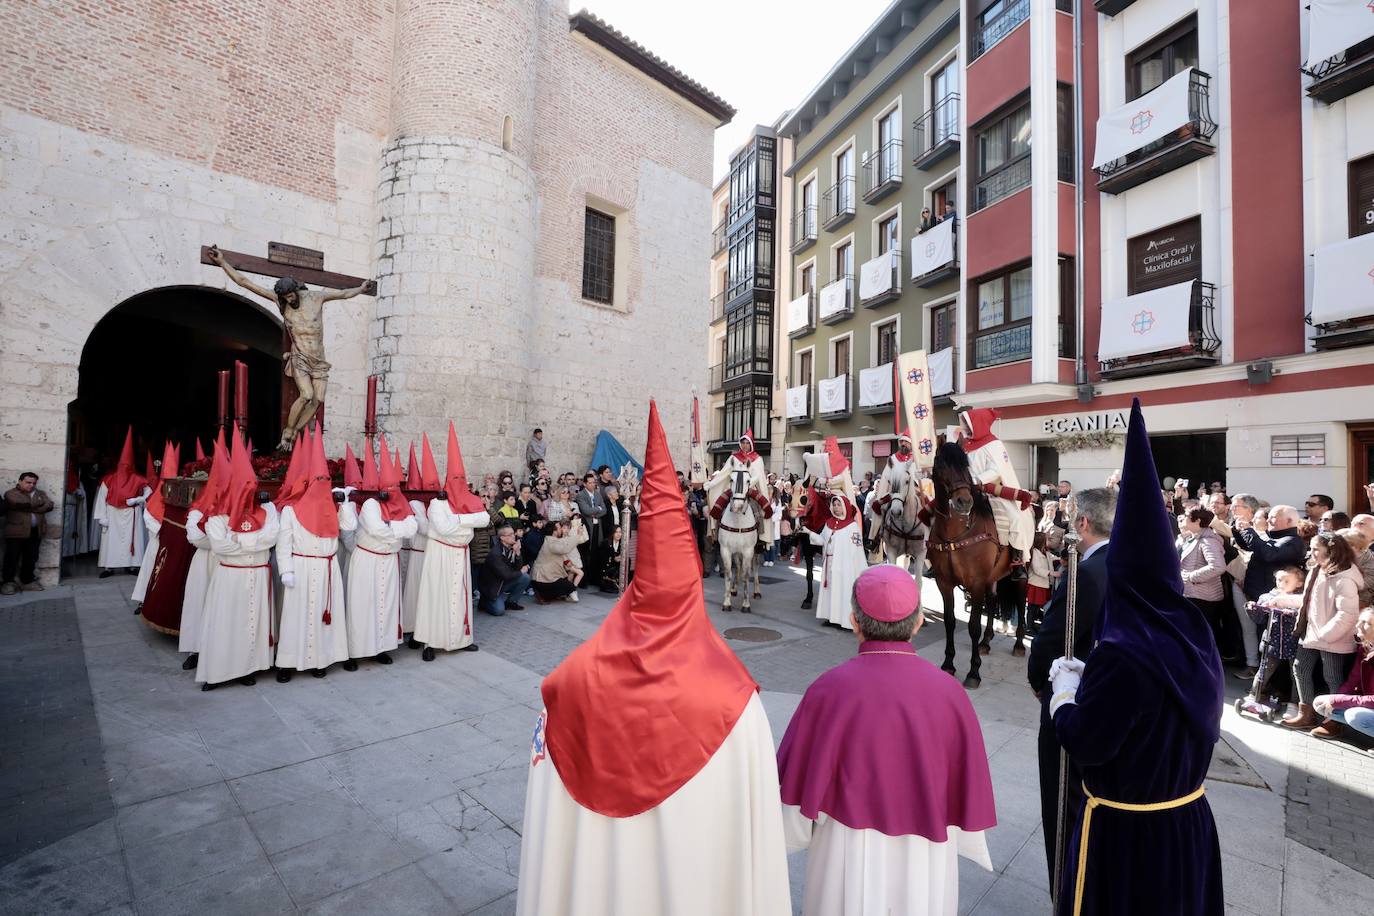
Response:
[198,243,376,293]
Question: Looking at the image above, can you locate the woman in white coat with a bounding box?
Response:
[345,442,418,669]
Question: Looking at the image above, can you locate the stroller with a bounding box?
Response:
[1234,600,1299,722]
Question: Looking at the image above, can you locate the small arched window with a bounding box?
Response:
[502,116,514,152]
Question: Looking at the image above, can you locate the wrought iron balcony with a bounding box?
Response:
[912,94,960,170]
[822,176,856,230]
[1099,281,1220,379]
[708,361,725,394]
[974,157,1031,211]
[972,0,1029,61]
[709,290,726,325]
[860,250,902,308]
[819,275,855,325]
[712,218,727,256]
[786,290,817,339]
[1095,70,1218,196]
[817,374,852,420]
[862,140,903,203]
[1304,35,1374,105]
[911,217,958,288]
[1308,232,1374,351]
[791,206,818,252]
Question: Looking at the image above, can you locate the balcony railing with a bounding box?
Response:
[817,374,852,419]
[974,156,1031,211]
[787,290,817,339]
[860,250,902,308]
[786,384,812,425]
[791,206,817,252]
[972,322,1032,370]
[1099,281,1220,379]
[709,290,726,324]
[1095,70,1218,195]
[1308,232,1374,351]
[912,94,960,169]
[711,218,727,256]
[1304,35,1374,104]
[862,140,903,203]
[708,361,725,394]
[911,217,958,288]
[819,275,855,325]
[822,176,856,229]
[972,0,1029,61]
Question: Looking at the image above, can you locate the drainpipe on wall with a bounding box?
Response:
[1073,0,1088,389]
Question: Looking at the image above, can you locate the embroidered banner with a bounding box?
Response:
[910,217,955,278]
[817,375,849,414]
[1092,68,1194,169]
[1311,232,1374,325]
[786,293,813,334]
[819,278,850,321]
[1305,0,1374,67]
[859,250,898,300]
[928,346,954,397]
[785,385,810,419]
[1098,279,1195,362]
[858,364,893,408]
[896,350,937,468]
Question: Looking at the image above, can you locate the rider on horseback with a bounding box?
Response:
[705,430,772,550]
[956,408,1036,565]
[868,429,918,520]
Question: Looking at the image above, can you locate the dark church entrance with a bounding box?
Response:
[64,287,282,573]
[1147,431,1228,494]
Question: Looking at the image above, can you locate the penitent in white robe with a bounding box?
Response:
[964,440,1034,552]
[273,505,355,672]
[179,511,213,653]
[414,501,490,652]
[92,484,151,569]
[810,519,867,629]
[782,806,991,916]
[130,509,162,603]
[400,499,429,634]
[516,692,791,916]
[195,506,281,685]
[344,499,418,658]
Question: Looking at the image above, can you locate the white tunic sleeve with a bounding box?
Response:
[92,484,110,526]
[338,500,358,533]
[781,803,814,853]
[276,507,297,578]
[185,510,208,548]
[389,514,419,540]
[358,499,389,539]
[409,501,429,536]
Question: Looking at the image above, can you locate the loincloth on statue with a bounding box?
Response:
[283,350,331,380]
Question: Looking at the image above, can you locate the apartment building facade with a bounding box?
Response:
[779,0,964,479]
[771,0,1374,510]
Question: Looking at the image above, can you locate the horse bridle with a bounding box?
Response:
[928,481,995,553]
[883,494,926,544]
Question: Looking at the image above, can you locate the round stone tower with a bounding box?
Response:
[372,0,544,463]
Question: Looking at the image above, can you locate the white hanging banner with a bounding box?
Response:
[859,251,897,299]
[819,279,849,320]
[1311,232,1374,325]
[895,350,938,468]
[1092,68,1194,168]
[786,294,812,334]
[910,218,955,278]
[928,346,954,397]
[1098,280,1195,361]
[817,375,848,414]
[785,385,810,419]
[1306,0,1374,68]
[858,364,894,408]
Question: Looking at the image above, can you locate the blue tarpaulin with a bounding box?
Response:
[589,429,643,476]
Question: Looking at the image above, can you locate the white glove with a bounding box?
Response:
[126,496,145,507]
[332,486,356,498]
[281,571,297,589]
[1048,657,1086,717]
[98,518,109,528]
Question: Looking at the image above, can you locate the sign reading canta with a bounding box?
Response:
[1042,412,1129,435]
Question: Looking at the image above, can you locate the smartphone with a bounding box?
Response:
[1178,478,1190,490]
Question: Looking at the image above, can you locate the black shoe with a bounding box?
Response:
[311,668,328,678]
[375,652,393,665]
[99,570,115,579]
[276,669,292,683]
[182,653,199,671]
[133,604,141,616]
[459,643,479,652]
[343,659,359,671]
[238,675,256,686]
[422,647,436,662]
[407,636,422,650]
[506,603,524,611]
[201,683,215,692]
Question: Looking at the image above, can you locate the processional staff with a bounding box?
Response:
[1052,494,1080,906]
[617,464,640,594]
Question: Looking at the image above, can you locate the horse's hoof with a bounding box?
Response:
[941,664,957,677]
[963,676,982,690]
[722,606,733,612]
[741,606,752,614]
[978,644,991,656]
[752,591,761,599]
[800,598,812,610]
[1012,644,1027,657]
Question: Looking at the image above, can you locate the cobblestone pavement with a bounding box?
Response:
[1285,723,1374,879]
[0,564,1371,915]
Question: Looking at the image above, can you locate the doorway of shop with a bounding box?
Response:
[1148,431,1227,496]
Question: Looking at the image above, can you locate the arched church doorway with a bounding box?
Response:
[64,287,282,572]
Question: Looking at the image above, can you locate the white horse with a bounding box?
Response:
[715,468,762,613]
[875,461,929,573]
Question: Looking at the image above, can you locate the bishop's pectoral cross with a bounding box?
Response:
[202,243,375,451]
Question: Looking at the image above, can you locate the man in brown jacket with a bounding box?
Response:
[3,472,54,594]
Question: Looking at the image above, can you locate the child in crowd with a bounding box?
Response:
[1025,531,1052,634]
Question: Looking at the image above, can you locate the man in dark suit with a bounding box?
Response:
[1028,486,1116,891]
[478,524,529,615]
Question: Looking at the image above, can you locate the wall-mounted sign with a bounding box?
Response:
[1042,411,1129,435]
[1128,216,1202,294]
[1270,433,1325,467]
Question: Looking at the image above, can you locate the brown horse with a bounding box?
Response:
[927,442,1010,688]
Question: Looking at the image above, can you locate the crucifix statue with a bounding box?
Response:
[205,244,375,452]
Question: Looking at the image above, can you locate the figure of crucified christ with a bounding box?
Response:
[208,245,374,452]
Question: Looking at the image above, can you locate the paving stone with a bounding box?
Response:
[228,758,341,813]
[305,862,454,915]
[246,787,378,855]
[415,845,519,912]
[114,782,240,847]
[0,850,131,916]
[134,856,295,916]
[123,816,265,898]
[270,824,425,905]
